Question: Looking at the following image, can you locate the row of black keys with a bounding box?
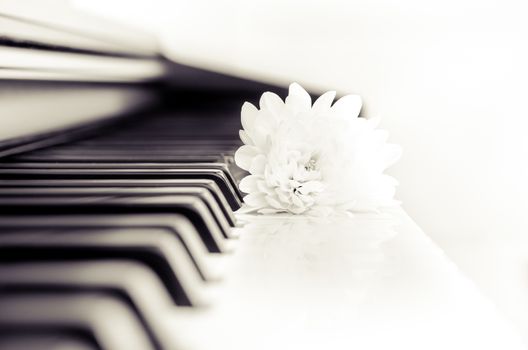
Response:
[0,113,246,350]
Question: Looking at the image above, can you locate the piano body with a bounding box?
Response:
[0,2,525,350]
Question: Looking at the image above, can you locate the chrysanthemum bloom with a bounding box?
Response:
[235,83,402,215]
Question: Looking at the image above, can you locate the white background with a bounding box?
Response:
[75,0,528,344]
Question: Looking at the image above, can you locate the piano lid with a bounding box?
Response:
[0,0,159,56]
[0,0,169,153]
[0,0,285,157]
[0,0,170,83]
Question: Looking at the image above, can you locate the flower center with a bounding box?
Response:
[304,158,317,171]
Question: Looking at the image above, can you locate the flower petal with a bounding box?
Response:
[286,82,311,114]
[298,181,325,195]
[297,193,315,206]
[291,194,304,208]
[275,188,290,203]
[249,154,266,175]
[251,116,272,150]
[241,102,258,131]
[234,145,258,170]
[368,116,382,128]
[372,129,389,145]
[312,90,336,114]
[382,144,402,168]
[332,94,362,118]
[259,92,284,118]
[258,208,282,214]
[244,193,268,208]
[239,130,253,145]
[289,205,306,214]
[239,175,259,193]
[266,195,285,209]
[257,180,274,195]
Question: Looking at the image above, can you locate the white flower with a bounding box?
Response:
[235,83,402,215]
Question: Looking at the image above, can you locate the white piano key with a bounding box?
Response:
[0,334,98,350]
[0,186,233,238]
[114,195,236,253]
[0,292,155,350]
[0,227,212,306]
[0,178,237,226]
[0,194,233,253]
[0,214,225,281]
[0,167,242,210]
[0,260,182,349]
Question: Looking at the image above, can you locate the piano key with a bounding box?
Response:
[0,195,231,253]
[6,154,227,163]
[0,168,243,210]
[17,148,237,156]
[0,334,99,350]
[92,115,241,138]
[0,179,236,226]
[0,186,234,238]
[0,162,244,208]
[1,138,239,166]
[0,160,238,177]
[0,260,179,350]
[0,292,156,350]
[73,140,241,148]
[0,214,225,280]
[0,163,237,184]
[0,227,210,306]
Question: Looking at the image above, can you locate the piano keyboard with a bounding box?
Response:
[0,105,247,349]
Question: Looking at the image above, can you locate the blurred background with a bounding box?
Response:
[3,0,528,345]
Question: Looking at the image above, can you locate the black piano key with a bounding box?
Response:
[0,195,229,253]
[0,179,236,227]
[0,168,243,210]
[0,162,244,206]
[16,148,237,156]
[0,214,224,281]
[0,227,208,306]
[0,260,178,350]
[0,186,233,239]
[10,154,226,163]
[72,141,240,148]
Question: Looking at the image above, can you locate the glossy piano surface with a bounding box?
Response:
[159,207,526,350]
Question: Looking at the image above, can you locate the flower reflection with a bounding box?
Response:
[231,211,399,308]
